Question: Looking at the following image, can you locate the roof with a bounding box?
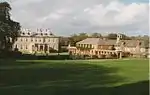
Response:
[76,38,146,47]
[117,40,145,48]
[98,39,116,45]
[76,38,100,45]
[76,38,116,45]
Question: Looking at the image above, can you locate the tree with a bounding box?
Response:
[69,33,88,46]
[91,33,102,38]
[107,33,117,39]
[106,33,131,40]
[0,2,20,51]
[142,35,149,48]
[121,34,131,40]
[0,2,11,21]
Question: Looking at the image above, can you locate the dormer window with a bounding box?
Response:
[50,33,53,35]
[28,33,30,35]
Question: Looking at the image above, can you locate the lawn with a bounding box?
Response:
[0,59,149,95]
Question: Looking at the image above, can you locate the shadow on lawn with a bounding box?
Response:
[0,60,149,95]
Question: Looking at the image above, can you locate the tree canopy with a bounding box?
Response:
[0,2,20,50]
[91,33,102,38]
[67,32,149,47]
[69,33,88,46]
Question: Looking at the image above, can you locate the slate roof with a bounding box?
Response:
[76,38,100,45]
[118,40,145,47]
[76,38,146,48]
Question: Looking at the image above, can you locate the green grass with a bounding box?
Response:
[0,59,149,95]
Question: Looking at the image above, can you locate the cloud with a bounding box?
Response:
[12,0,43,7]
[84,1,148,27]
[10,0,149,36]
[37,8,72,23]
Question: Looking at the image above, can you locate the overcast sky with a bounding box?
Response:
[8,0,149,36]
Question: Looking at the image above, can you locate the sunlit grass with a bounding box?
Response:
[0,59,148,95]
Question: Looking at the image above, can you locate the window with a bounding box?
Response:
[26,45,28,49]
[139,42,142,46]
[50,33,53,35]
[26,38,28,42]
[15,44,18,48]
[95,51,98,54]
[21,39,23,41]
[35,39,37,42]
[45,33,48,35]
[90,44,92,48]
[21,45,23,49]
[39,39,41,42]
[77,44,80,47]
[28,33,30,35]
[87,44,90,48]
[48,38,51,42]
[43,38,46,42]
[31,38,33,42]
[22,33,25,35]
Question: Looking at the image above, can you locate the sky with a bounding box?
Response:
[5,0,150,36]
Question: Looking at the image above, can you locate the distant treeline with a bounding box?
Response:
[60,33,149,47]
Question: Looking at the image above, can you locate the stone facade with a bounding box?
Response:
[13,29,59,54]
[68,37,147,59]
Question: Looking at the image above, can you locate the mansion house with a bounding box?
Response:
[13,29,59,54]
[68,36,148,58]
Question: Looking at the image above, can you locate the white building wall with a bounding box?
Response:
[13,36,59,54]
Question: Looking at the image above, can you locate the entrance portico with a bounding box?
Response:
[32,44,50,53]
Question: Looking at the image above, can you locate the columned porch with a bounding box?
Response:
[32,44,50,54]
